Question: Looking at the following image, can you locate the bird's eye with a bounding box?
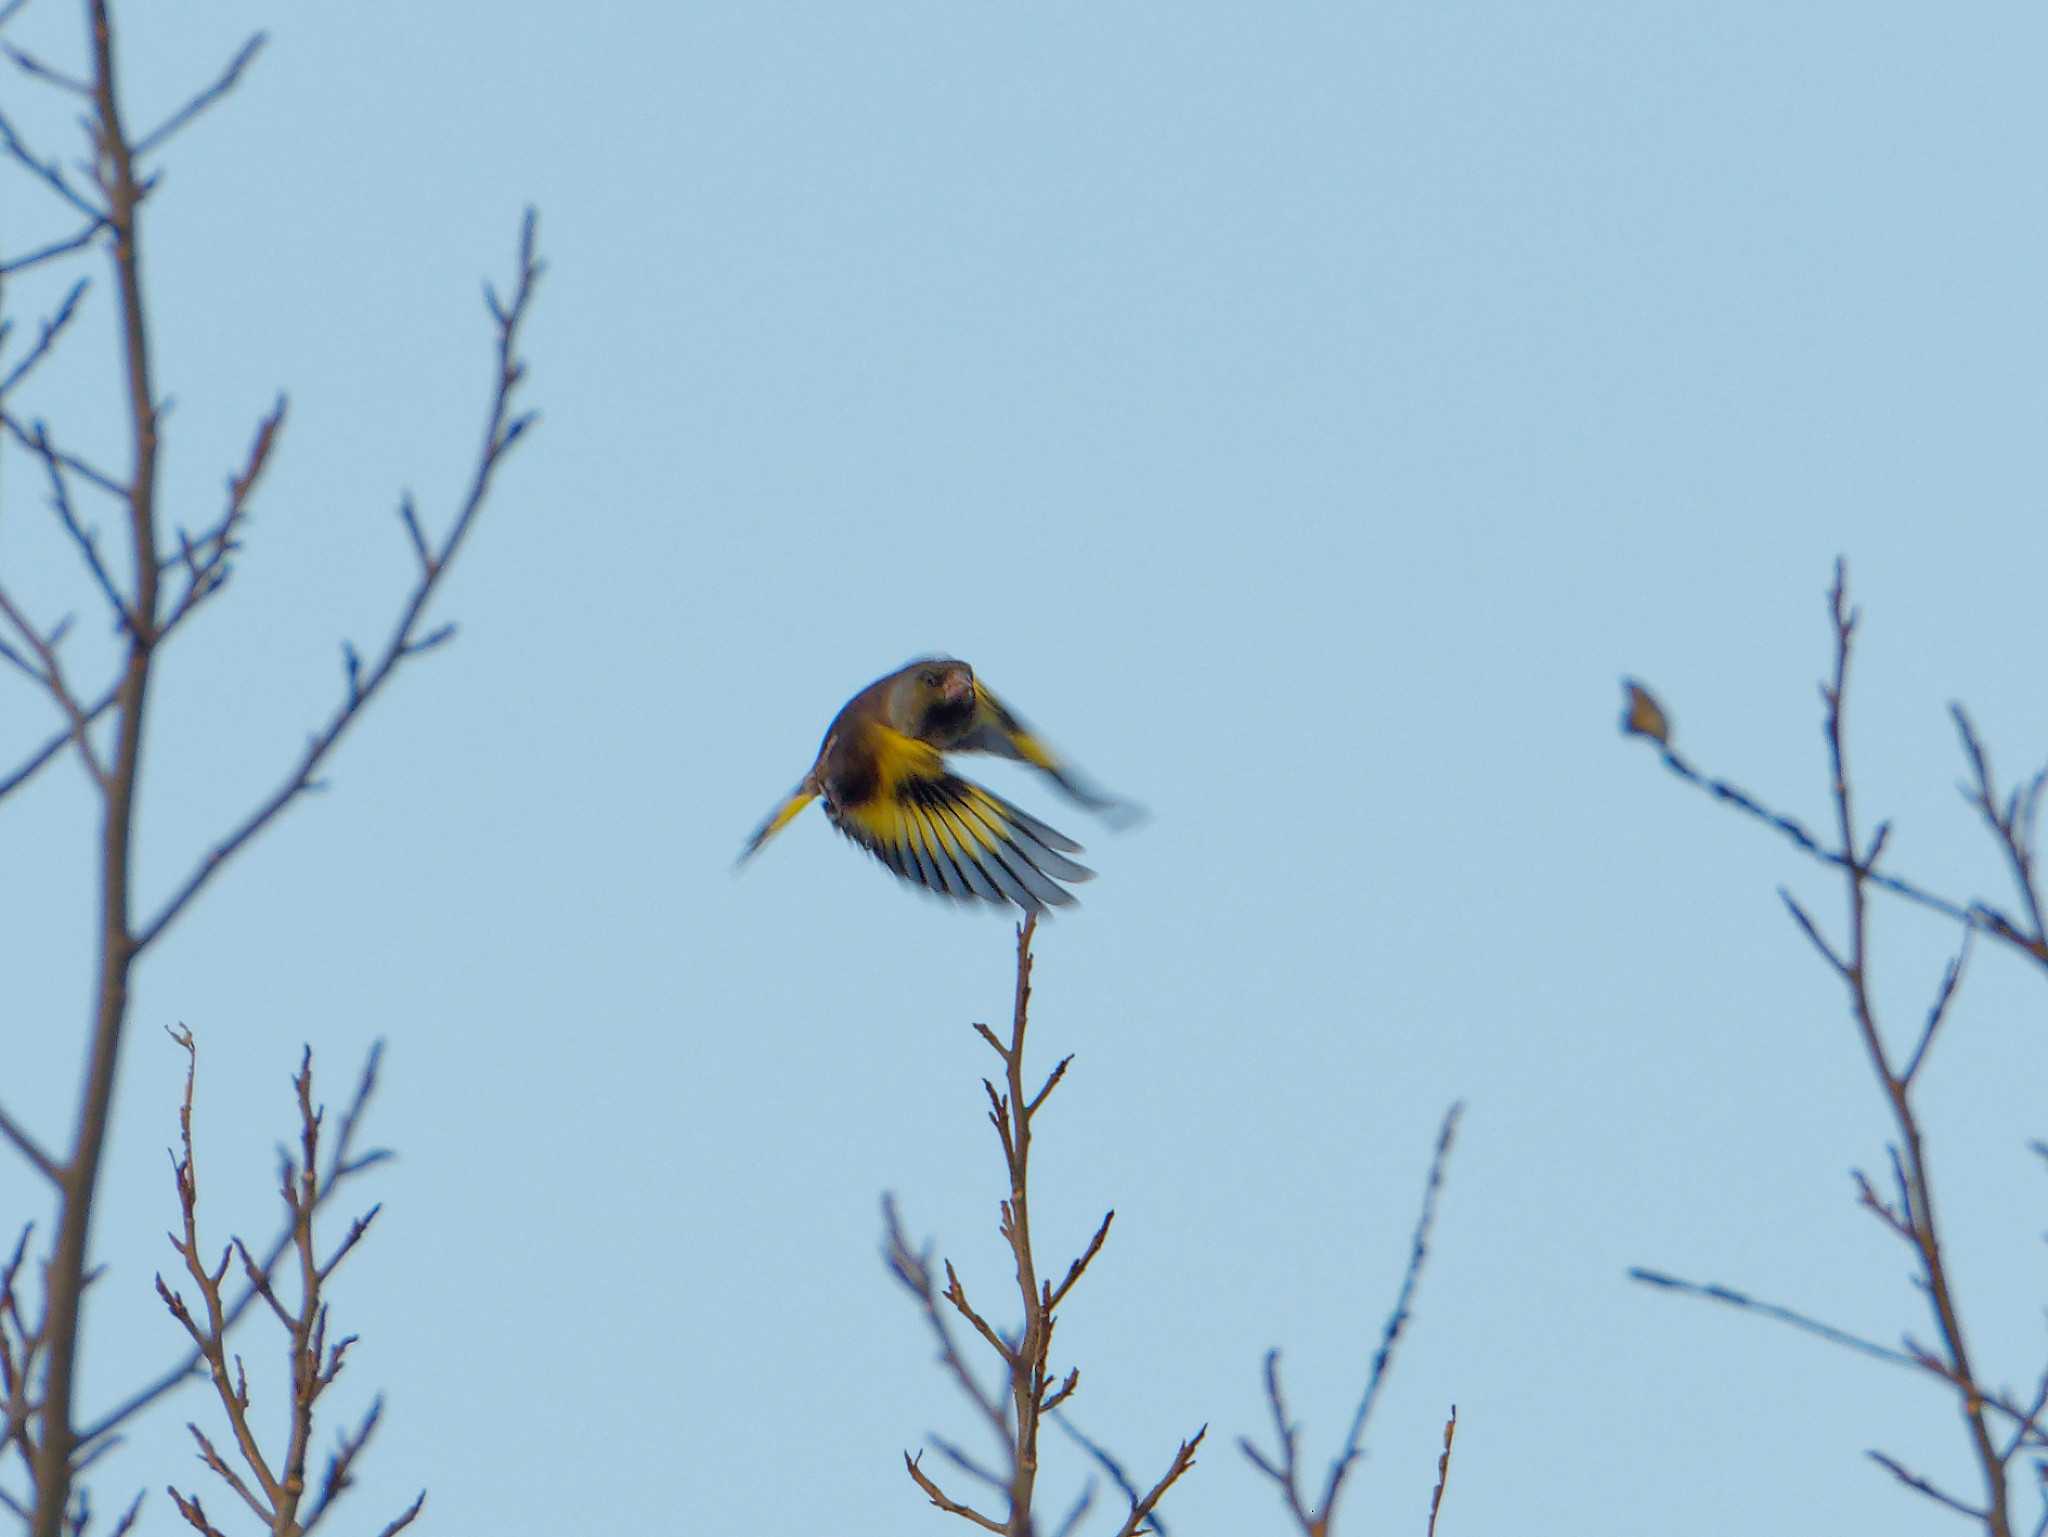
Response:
[921,670,940,687]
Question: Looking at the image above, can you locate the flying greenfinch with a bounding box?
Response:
[738,658,1139,914]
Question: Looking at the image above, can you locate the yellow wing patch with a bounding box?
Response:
[835,727,1092,913]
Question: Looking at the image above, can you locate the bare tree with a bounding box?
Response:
[155,1032,419,1537]
[884,918,1206,1537]
[884,921,1464,1537]
[1625,560,2048,1537]
[0,2,541,1531]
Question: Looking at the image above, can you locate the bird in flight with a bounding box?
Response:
[738,658,1139,914]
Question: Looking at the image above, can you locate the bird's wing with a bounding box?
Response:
[959,683,1146,827]
[832,726,1094,913]
[737,782,819,865]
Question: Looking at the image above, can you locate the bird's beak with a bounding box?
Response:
[943,673,974,705]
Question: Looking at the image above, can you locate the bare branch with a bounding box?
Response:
[905,1451,1006,1534]
[1954,705,2048,958]
[1632,560,2030,1535]
[0,412,128,501]
[0,215,108,278]
[155,1037,408,1535]
[930,1435,1009,1495]
[0,277,87,401]
[0,1106,60,1185]
[1240,1350,1314,1531]
[1106,1427,1205,1537]
[131,33,265,159]
[882,1198,1009,1439]
[1627,1269,1917,1368]
[1046,1209,1113,1312]
[1779,889,1847,978]
[887,919,1194,1533]
[158,1031,283,1520]
[29,418,135,629]
[0,100,100,220]
[396,496,430,576]
[1050,1480,1096,1537]
[182,1422,267,1524]
[1621,689,2048,974]
[1815,562,2011,1534]
[0,480,260,805]
[1242,1105,1463,1537]
[1052,1413,1166,1537]
[0,581,108,785]
[130,211,543,955]
[1316,1101,1463,1522]
[1427,1406,1457,1537]
[1902,926,1973,1088]
[80,1043,392,1449]
[1,38,88,94]
[24,9,167,1512]
[105,1488,144,1537]
[147,395,287,634]
[1868,1449,1987,1522]
[165,1484,227,1537]
[370,1489,426,1537]
[941,1260,1013,1366]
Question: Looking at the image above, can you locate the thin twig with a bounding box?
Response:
[1624,694,2048,973]
[1,38,88,94]
[30,418,135,629]
[1052,1414,1169,1537]
[0,1107,60,1185]
[1868,1449,1986,1522]
[131,33,265,158]
[1107,1428,1205,1537]
[882,1198,1009,1440]
[905,1452,1006,1534]
[1627,1268,1915,1367]
[78,1043,392,1449]
[0,580,217,804]
[0,100,101,219]
[129,210,543,955]
[1426,1406,1457,1537]
[0,411,128,500]
[1902,926,1972,1088]
[1628,1266,2047,1448]
[1954,706,2048,958]
[1318,1102,1464,1521]
[0,277,87,400]
[0,214,108,278]
[1050,1480,1096,1537]
[1240,1348,1313,1530]
[1242,1103,1464,1536]
[0,580,108,785]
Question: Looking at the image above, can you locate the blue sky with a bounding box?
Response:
[4,2,2046,1533]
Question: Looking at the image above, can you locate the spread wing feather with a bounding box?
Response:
[830,727,1093,913]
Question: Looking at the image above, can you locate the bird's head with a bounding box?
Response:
[892,657,977,738]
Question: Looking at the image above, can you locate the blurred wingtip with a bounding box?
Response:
[1101,798,1149,833]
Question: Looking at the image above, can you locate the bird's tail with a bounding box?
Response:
[737,783,818,866]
